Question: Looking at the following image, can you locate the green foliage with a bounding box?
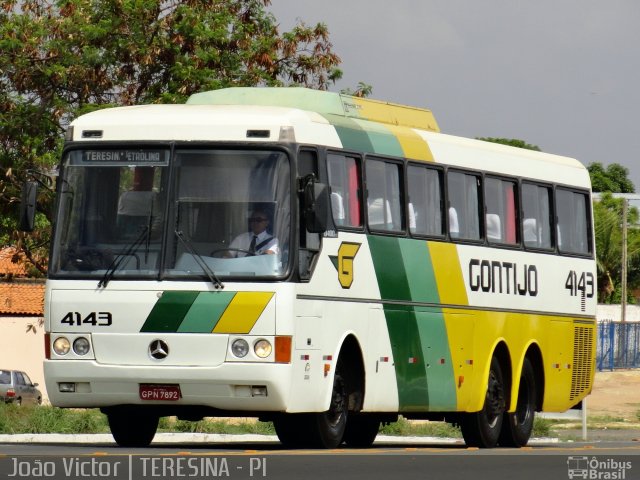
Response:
[593,193,640,303]
[341,82,373,98]
[476,137,541,151]
[0,0,342,272]
[588,162,635,193]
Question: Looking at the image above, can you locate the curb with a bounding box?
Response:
[0,433,558,445]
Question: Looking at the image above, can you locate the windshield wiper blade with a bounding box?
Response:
[175,230,224,290]
[98,226,149,289]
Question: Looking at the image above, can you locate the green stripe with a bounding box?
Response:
[415,308,456,410]
[368,236,428,410]
[141,291,199,332]
[350,118,404,157]
[178,291,236,333]
[398,240,440,304]
[324,114,376,154]
[369,236,457,411]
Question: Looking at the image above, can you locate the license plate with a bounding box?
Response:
[139,384,181,401]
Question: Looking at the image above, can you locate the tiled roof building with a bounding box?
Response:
[0,247,45,316]
[0,282,45,315]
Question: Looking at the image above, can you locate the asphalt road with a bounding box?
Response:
[1,440,639,480]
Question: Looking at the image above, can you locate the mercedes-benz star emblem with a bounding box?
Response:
[149,339,169,360]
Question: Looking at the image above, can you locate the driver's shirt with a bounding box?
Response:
[228,230,279,257]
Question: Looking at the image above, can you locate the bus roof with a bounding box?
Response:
[69,87,589,188]
[187,87,440,133]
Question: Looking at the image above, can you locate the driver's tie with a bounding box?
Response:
[249,235,257,254]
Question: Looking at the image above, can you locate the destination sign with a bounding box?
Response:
[82,150,166,163]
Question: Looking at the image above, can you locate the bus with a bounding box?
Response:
[23,87,596,448]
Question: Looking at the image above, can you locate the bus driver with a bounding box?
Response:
[227,208,279,257]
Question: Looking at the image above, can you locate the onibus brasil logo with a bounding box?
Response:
[567,456,632,479]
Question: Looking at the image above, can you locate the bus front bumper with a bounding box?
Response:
[44,360,291,412]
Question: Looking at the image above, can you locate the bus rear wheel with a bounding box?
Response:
[499,358,536,447]
[460,356,506,448]
[107,408,159,447]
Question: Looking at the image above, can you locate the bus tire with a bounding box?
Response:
[310,364,348,448]
[107,409,159,447]
[343,414,380,447]
[273,414,310,448]
[499,358,536,447]
[460,356,506,448]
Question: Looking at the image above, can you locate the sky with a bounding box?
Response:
[268,0,640,193]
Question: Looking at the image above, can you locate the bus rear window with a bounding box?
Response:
[556,188,591,255]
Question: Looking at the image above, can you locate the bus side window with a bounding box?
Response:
[299,149,320,279]
[522,182,553,249]
[365,157,404,233]
[447,171,481,241]
[484,176,518,245]
[327,153,363,228]
[407,164,444,237]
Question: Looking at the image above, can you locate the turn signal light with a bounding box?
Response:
[274,336,292,363]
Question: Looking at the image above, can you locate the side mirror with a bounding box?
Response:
[303,178,333,233]
[19,181,38,232]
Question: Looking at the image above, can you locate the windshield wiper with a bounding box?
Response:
[175,230,224,290]
[97,226,149,289]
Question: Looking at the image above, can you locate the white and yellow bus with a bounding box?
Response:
[29,87,596,448]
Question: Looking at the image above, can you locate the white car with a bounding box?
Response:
[0,369,42,405]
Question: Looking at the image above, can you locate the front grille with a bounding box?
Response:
[570,325,595,401]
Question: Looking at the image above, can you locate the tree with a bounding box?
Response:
[588,162,635,193]
[587,163,638,303]
[592,193,640,303]
[0,0,343,274]
[341,82,373,98]
[476,138,541,151]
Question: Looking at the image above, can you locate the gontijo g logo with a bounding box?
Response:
[329,242,361,289]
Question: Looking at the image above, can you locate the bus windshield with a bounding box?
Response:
[50,147,291,280]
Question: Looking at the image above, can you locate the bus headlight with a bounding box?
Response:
[254,339,272,358]
[231,339,249,358]
[53,337,71,355]
[73,337,91,356]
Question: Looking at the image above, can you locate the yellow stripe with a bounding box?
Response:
[386,125,434,162]
[428,242,468,306]
[213,292,274,334]
[349,97,439,132]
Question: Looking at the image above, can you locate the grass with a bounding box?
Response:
[159,417,276,435]
[0,403,109,434]
[380,418,461,438]
[0,403,562,439]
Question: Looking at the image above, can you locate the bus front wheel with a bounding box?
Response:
[460,356,506,448]
[499,358,536,447]
[107,408,159,447]
[309,366,348,448]
[343,414,380,447]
